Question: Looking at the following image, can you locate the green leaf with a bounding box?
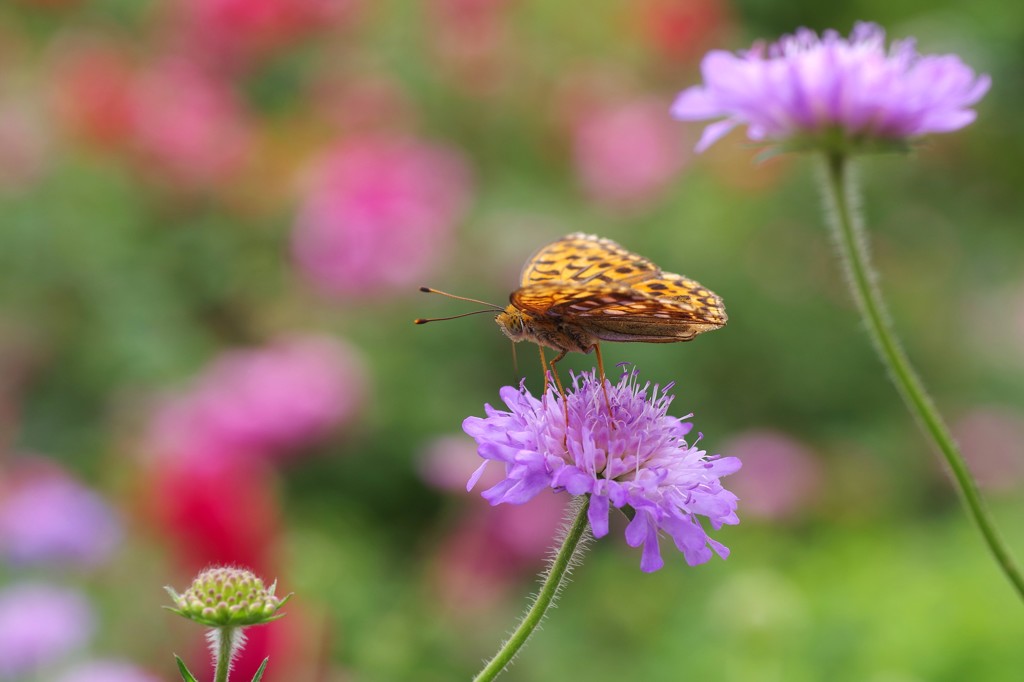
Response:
[250,658,270,682]
[174,655,200,682]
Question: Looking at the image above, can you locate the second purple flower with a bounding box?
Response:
[672,22,990,153]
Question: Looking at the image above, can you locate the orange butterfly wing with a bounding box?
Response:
[511,234,726,342]
[519,233,658,287]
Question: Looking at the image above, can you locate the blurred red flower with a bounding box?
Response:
[426,0,515,95]
[50,40,136,148]
[169,0,359,67]
[635,0,733,64]
[51,41,251,190]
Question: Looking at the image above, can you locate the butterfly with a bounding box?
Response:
[417,233,727,404]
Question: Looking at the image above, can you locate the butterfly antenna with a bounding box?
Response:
[418,286,503,311]
[413,309,497,324]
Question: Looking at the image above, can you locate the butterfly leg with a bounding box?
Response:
[538,344,549,394]
[592,343,615,424]
[547,349,570,439]
[548,350,568,399]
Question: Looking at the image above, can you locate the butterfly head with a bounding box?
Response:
[495,305,531,342]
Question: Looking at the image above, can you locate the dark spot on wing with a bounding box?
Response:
[614,267,633,274]
[647,283,668,291]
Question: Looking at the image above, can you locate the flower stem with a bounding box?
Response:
[821,152,1024,601]
[473,496,591,682]
[214,627,236,682]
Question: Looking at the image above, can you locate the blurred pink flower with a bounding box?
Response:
[147,335,367,464]
[0,583,93,681]
[720,429,823,522]
[952,407,1024,492]
[292,135,473,296]
[573,97,688,209]
[128,57,251,189]
[170,0,358,66]
[0,464,121,569]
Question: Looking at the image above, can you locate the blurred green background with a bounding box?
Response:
[1,0,1022,680]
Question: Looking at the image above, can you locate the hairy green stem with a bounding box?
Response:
[473,496,591,682]
[214,628,236,682]
[821,152,1024,601]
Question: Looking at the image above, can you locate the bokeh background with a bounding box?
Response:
[1,0,1023,680]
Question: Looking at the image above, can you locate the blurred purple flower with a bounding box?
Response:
[421,436,568,557]
[56,660,160,682]
[672,22,990,153]
[0,583,93,681]
[719,429,823,521]
[428,490,568,616]
[420,435,569,613]
[419,435,494,493]
[147,335,367,463]
[0,471,121,569]
[573,97,688,209]
[463,366,741,572]
[292,135,473,296]
[952,407,1024,492]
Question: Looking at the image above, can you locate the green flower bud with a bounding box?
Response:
[164,567,291,628]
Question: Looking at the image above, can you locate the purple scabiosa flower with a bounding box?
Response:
[462,367,741,572]
[672,22,990,153]
[0,468,122,569]
[0,583,94,681]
